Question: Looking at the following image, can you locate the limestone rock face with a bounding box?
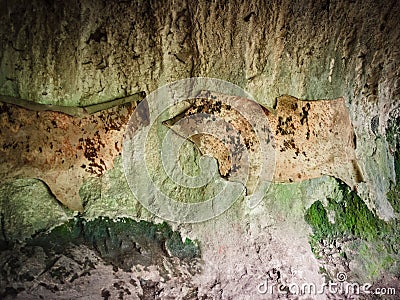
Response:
[0,0,399,299]
[165,93,361,188]
[0,100,137,211]
[0,0,398,218]
[0,179,71,242]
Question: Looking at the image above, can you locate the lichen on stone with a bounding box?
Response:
[305,180,400,281]
[28,216,200,268]
[0,178,72,246]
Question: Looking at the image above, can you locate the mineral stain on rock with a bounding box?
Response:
[1,91,363,211]
[0,97,140,211]
[270,94,363,187]
[164,92,363,192]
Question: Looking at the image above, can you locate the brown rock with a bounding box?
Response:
[0,99,137,211]
[164,92,363,193]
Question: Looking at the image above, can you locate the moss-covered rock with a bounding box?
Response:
[0,179,72,247]
[27,216,200,271]
[305,181,400,281]
[80,156,149,220]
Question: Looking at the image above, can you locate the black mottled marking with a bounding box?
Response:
[69,273,79,283]
[280,138,301,155]
[101,288,111,300]
[129,279,137,286]
[300,103,311,125]
[300,103,311,139]
[276,116,295,136]
[3,142,12,150]
[113,282,121,289]
[196,104,205,113]
[87,27,107,44]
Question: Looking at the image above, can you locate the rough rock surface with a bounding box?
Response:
[0,217,202,300]
[166,92,361,188]
[0,0,400,299]
[0,0,398,217]
[0,100,138,211]
[0,178,71,242]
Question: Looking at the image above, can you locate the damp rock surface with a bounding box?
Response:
[0,178,72,244]
[0,217,201,300]
[0,0,399,299]
[0,0,398,218]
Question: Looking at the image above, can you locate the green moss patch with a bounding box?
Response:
[26,216,200,270]
[305,111,400,281]
[305,181,400,280]
[305,183,387,243]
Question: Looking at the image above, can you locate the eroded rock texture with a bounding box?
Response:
[0,100,137,211]
[165,92,362,190]
[0,217,202,299]
[0,0,398,218]
[0,0,399,299]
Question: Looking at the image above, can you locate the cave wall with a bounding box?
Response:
[0,0,400,298]
[1,0,399,218]
[1,0,398,108]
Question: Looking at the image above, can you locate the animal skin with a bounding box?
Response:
[0,92,362,211]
